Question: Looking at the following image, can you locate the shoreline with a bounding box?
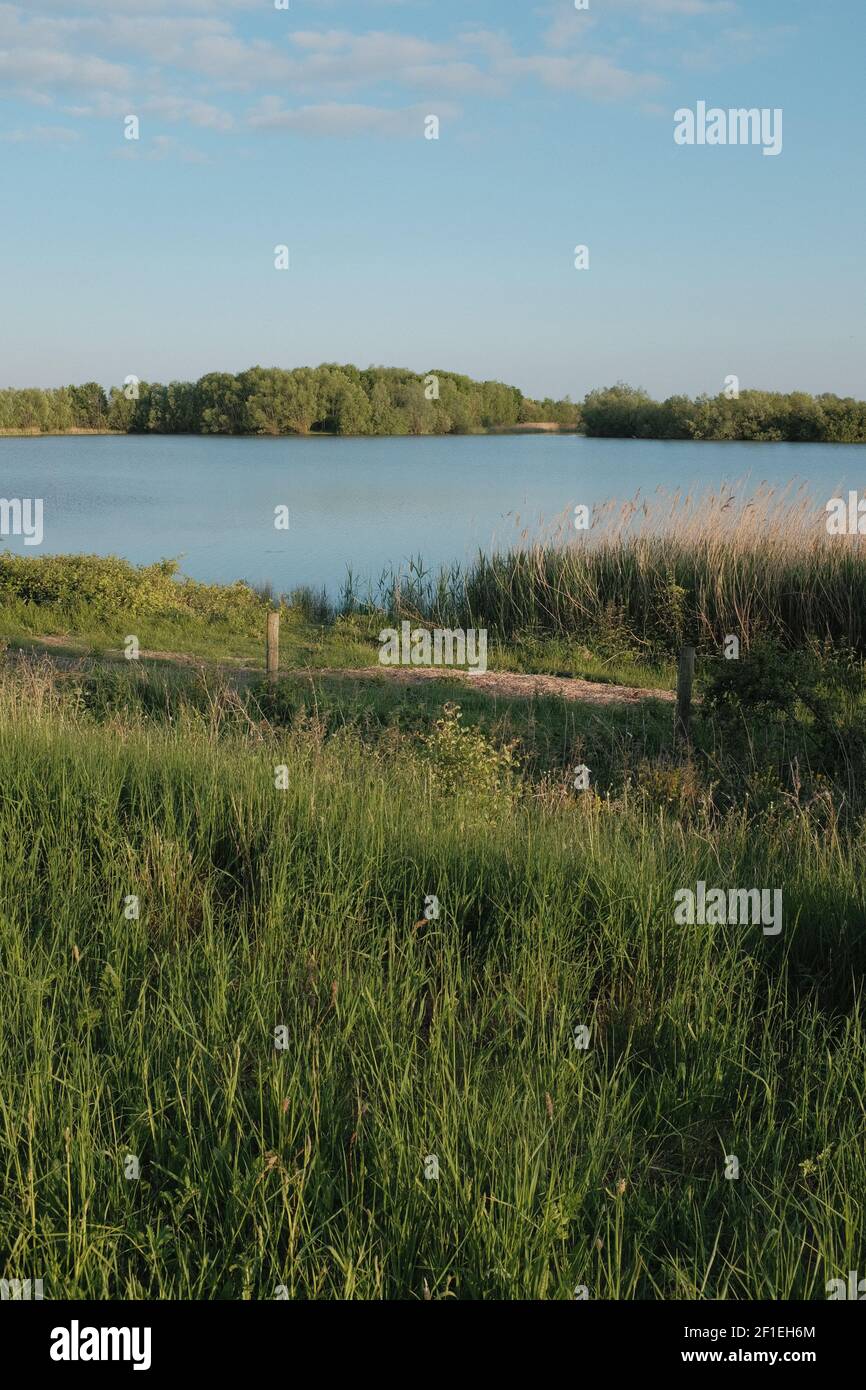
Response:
[2,427,863,444]
[0,423,582,440]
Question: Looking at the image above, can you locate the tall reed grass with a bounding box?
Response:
[344,486,866,656]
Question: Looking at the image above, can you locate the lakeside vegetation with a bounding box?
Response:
[0,367,579,438]
[3,372,866,440]
[582,383,866,443]
[4,483,865,672]
[1,628,864,1298]
[2,485,865,668]
[2,497,865,1299]
[357,488,866,657]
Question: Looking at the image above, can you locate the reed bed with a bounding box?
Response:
[348,485,866,656]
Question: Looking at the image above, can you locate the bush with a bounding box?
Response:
[701,641,807,720]
[701,639,866,795]
[420,702,519,813]
[0,554,268,631]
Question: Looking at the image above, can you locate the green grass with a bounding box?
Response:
[0,551,674,687]
[0,555,377,668]
[484,633,674,688]
[0,658,864,1300]
[1,605,377,669]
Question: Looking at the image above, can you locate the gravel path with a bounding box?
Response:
[8,638,674,706]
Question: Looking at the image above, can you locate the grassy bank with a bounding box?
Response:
[2,507,865,1299]
[0,655,864,1299]
[0,549,672,688]
[4,486,866,677]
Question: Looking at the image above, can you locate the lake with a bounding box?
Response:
[1,434,863,597]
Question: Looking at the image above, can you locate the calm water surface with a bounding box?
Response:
[1,434,863,596]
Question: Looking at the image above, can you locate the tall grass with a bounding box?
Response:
[6,486,865,669]
[0,662,863,1299]
[344,486,866,657]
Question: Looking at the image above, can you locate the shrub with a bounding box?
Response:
[0,553,268,631]
[420,702,519,813]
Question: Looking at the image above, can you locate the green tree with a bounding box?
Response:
[198,373,246,434]
[67,382,108,430]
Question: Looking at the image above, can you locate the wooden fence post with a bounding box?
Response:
[674,644,695,749]
[266,611,280,682]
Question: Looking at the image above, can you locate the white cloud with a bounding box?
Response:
[143,96,235,130]
[248,99,455,138]
[22,0,261,11]
[0,0,765,143]
[608,0,737,12]
[0,46,129,89]
[113,131,212,162]
[497,51,660,101]
[0,123,79,142]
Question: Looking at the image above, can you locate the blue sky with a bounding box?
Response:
[1,0,864,400]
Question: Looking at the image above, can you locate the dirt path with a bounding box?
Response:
[9,636,674,707]
[310,666,675,706]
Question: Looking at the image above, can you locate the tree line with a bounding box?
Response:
[581,383,866,443]
[0,366,580,436]
[3,371,864,442]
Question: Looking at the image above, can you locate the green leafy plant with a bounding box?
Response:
[420,702,519,810]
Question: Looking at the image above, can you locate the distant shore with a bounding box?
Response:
[0,423,581,439]
[4,376,866,442]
